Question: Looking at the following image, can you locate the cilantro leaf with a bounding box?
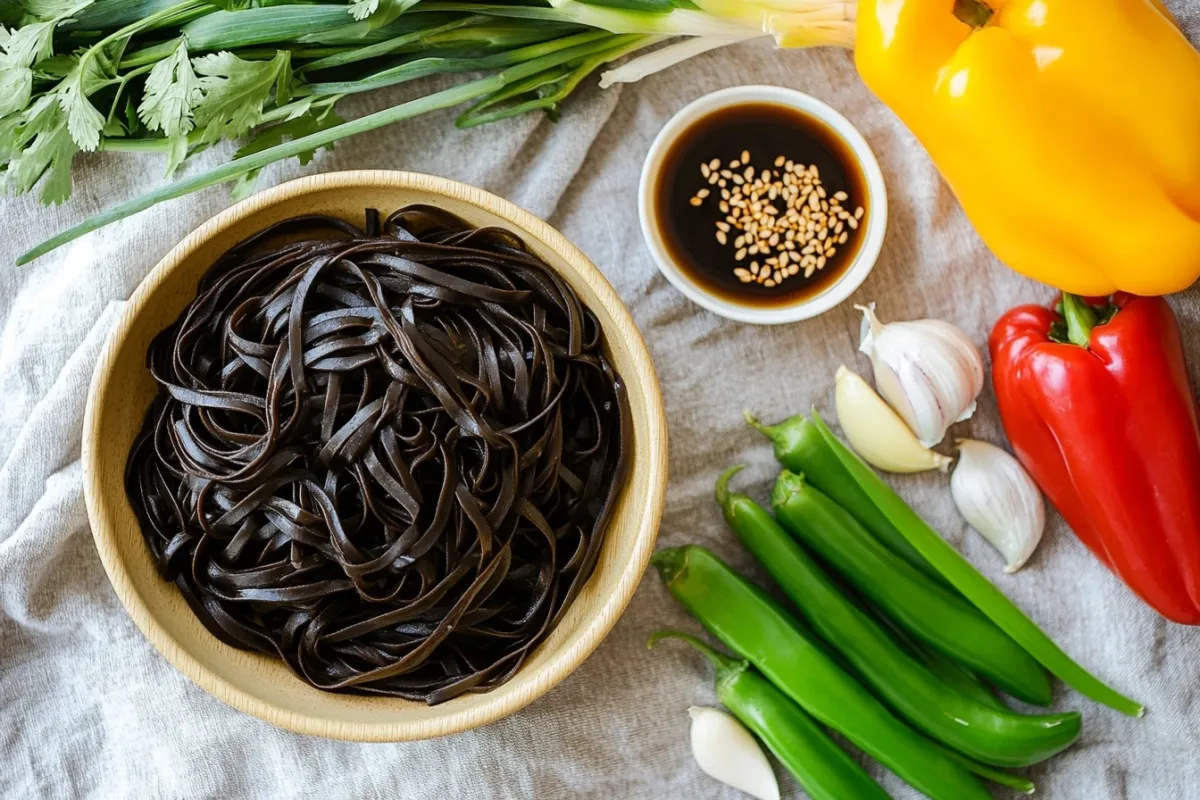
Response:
[162,133,188,179]
[139,39,200,137]
[3,94,78,204]
[58,59,105,150]
[0,62,31,117]
[0,21,55,66]
[0,21,56,117]
[37,121,75,203]
[191,50,291,145]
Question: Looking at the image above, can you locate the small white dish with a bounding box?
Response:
[638,85,887,325]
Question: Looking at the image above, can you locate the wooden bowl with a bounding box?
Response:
[83,171,668,742]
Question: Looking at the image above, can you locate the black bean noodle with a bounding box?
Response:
[126,207,631,704]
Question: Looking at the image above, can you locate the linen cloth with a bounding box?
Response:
[4,8,1200,798]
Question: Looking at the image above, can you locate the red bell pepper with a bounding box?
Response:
[990,293,1200,625]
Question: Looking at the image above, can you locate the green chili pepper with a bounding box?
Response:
[649,631,891,800]
[652,545,991,800]
[862,608,1038,794]
[936,746,1036,795]
[745,411,951,589]
[871,602,1006,712]
[770,468,1053,706]
[809,410,1145,718]
[718,467,1081,767]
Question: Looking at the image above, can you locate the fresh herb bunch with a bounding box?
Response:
[1,0,857,263]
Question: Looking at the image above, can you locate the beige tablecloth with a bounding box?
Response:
[4,8,1200,798]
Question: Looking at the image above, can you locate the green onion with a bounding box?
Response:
[61,0,203,31]
[296,13,488,73]
[457,33,659,126]
[180,6,365,51]
[421,1,756,36]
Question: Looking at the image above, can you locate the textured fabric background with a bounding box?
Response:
[3,8,1200,798]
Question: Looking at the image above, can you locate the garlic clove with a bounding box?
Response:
[835,365,953,474]
[856,303,985,448]
[950,439,1046,573]
[689,706,780,800]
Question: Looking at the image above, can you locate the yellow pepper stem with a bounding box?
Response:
[1061,294,1099,348]
[953,0,994,28]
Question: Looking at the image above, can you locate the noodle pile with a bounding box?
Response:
[126,207,630,704]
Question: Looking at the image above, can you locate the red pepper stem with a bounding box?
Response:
[1061,294,1099,348]
[954,0,994,27]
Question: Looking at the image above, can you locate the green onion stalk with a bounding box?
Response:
[2,0,857,264]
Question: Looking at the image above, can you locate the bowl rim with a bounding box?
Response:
[637,85,888,325]
[82,169,668,742]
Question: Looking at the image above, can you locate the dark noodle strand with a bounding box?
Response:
[126,207,631,704]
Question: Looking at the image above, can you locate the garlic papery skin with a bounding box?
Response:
[951,439,1046,573]
[689,706,780,800]
[857,303,985,448]
[835,365,953,473]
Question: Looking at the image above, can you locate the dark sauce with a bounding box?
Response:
[654,102,870,309]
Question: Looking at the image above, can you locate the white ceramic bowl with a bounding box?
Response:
[638,85,887,325]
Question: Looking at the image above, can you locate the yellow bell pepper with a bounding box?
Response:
[855,0,1200,296]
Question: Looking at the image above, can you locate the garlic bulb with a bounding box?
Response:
[950,439,1045,573]
[834,365,953,473]
[688,706,780,800]
[857,303,985,447]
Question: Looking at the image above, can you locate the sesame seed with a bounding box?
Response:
[685,153,861,289]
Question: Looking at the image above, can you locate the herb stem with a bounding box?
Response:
[99,137,175,152]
